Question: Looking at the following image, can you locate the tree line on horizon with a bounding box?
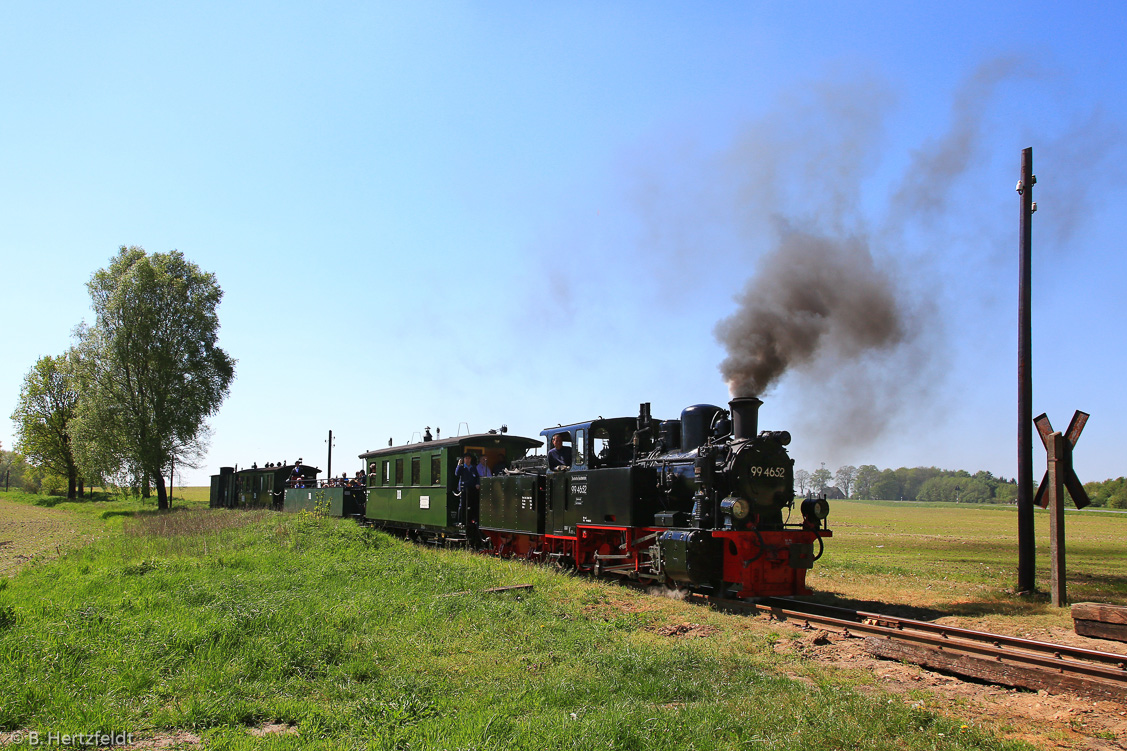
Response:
[6,247,235,509]
[796,464,1126,508]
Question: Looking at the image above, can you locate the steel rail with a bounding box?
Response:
[689,595,1127,688]
[762,597,1127,670]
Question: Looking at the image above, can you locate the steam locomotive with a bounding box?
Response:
[359,396,830,598]
[212,397,831,598]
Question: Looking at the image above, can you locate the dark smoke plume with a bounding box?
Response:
[710,59,1040,448]
[715,223,904,397]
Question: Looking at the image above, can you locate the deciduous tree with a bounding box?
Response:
[73,247,235,510]
[853,464,880,499]
[833,465,857,498]
[794,469,811,495]
[10,353,81,498]
[810,467,832,494]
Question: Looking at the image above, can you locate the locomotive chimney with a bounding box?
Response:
[729,396,763,440]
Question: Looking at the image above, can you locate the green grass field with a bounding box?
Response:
[1,491,1121,749]
[807,501,1127,632]
[0,494,1036,751]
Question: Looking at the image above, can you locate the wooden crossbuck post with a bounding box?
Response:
[1047,432,1066,606]
[1033,410,1090,607]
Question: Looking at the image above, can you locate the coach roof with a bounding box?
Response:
[358,433,541,460]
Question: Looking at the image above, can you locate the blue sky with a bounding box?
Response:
[2,1,1124,488]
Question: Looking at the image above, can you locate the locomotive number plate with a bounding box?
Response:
[748,466,787,479]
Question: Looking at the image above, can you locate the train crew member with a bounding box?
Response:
[454,453,479,528]
[476,453,492,478]
[548,434,572,471]
[291,459,303,488]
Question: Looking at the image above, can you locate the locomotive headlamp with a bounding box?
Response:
[801,497,830,524]
[720,496,751,521]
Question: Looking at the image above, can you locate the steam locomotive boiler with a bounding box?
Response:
[476,397,830,598]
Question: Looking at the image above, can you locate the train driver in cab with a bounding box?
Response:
[548,433,572,471]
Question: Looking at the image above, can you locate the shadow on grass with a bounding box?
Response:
[1065,571,1127,597]
[798,590,1059,621]
[32,491,124,507]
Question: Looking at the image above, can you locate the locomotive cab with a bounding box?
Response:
[539,419,660,535]
[542,418,636,472]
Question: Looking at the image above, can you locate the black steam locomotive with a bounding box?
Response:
[361,396,830,598]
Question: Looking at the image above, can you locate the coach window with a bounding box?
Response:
[395,458,404,485]
[411,456,421,485]
[574,429,586,467]
[431,454,441,485]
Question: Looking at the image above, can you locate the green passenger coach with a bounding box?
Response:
[210,463,320,509]
[359,433,542,533]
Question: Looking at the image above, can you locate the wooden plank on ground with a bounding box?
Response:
[1072,602,1127,625]
[864,637,1125,699]
[1074,620,1127,643]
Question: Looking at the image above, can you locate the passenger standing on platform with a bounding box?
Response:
[454,453,479,528]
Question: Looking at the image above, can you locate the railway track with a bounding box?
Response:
[689,594,1127,698]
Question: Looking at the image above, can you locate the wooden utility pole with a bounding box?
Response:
[1017,147,1036,593]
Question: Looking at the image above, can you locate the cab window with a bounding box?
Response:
[574,428,586,467]
[593,427,611,464]
[549,431,573,471]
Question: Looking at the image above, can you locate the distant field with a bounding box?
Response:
[171,485,210,506]
[807,500,1127,631]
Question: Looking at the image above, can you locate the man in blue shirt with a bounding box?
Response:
[548,434,572,471]
[454,453,479,528]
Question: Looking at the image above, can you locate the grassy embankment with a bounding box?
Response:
[0,491,1037,750]
[808,500,1127,632]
